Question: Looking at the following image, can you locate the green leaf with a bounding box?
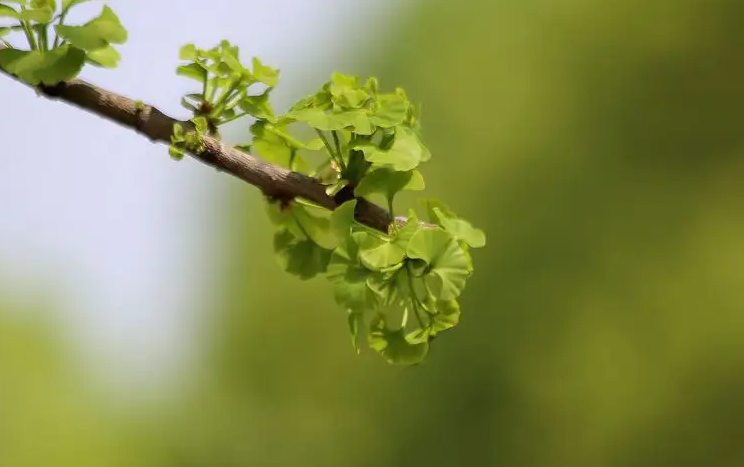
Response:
[252,56,278,87]
[18,5,53,22]
[327,233,382,310]
[354,168,424,201]
[273,229,332,280]
[178,43,197,60]
[368,316,429,365]
[421,199,486,248]
[290,108,373,135]
[428,299,460,336]
[168,145,184,160]
[54,5,127,50]
[0,25,24,36]
[347,309,363,354]
[358,214,420,270]
[406,228,470,301]
[358,234,406,271]
[329,199,357,240]
[237,89,274,120]
[434,207,486,249]
[292,204,336,249]
[191,116,209,133]
[330,72,369,109]
[0,5,19,18]
[369,93,408,128]
[176,62,207,83]
[0,45,85,85]
[85,44,120,68]
[252,136,292,167]
[356,126,429,171]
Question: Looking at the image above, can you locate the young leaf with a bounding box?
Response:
[0,5,19,18]
[356,126,429,171]
[421,199,486,248]
[54,5,127,50]
[369,94,409,128]
[368,316,429,365]
[273,229,332,280]
[330,72,368,109]
[406,228,470,301]
[290,108,372,135]
[178,43,197,60]
[0,45,85,85]
[329,199,357,240]
[85,44,120,68]
[358,214,420,270]
[176,62,207,83]
[18,5,53,22]
[237,89,274,120]
[358,234,406,271]
[354,168,424,200]
[252,56,278,87]
[327,233,382,310]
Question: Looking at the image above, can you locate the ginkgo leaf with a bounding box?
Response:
[329,199,357,240]
[55,5,127,51]
[290,108,373,135]
[354,167,424,201]
[86,44,121,68]
[367,315,429,365]
[358,214,420,271]
[369,93,408,127]
[273,229,331,280]
[421,199,486,248]
[0,46,85,85]
[327,233,381,310]
[406,228,470,301]
[329,72,369,109]
[356,126,429,171]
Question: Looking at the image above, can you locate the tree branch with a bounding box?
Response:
[0,65,397,232]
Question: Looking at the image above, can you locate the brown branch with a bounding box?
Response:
[1,65,397,232]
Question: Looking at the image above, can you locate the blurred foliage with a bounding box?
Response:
[4,0,744,466]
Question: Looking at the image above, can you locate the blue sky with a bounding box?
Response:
[0,0,411,397]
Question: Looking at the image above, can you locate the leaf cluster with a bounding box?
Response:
[174,49,488,364]
[0,0,126,84]
[0,7,488,365]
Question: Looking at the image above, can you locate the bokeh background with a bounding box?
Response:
[3,0,744,466]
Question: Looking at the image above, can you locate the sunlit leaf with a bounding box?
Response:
[330,72,369,109]
[85,44,120,68]
[54,5,126,50]
[406,228,470,301]
[354,167,424,201]
[369,93,408,127]
[176,62,207,83]
[356,126,429,171]
[421,199,486,248]
[327,233,382,310]
[0,45,85,85]
[252,56,278,87]
[368,315,429,365]
[329,199,357,240]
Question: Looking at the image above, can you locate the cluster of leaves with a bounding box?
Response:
[0,1,487,364]
[0,0,126,84]
[168,41,280,160]
[174,41,487,365]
